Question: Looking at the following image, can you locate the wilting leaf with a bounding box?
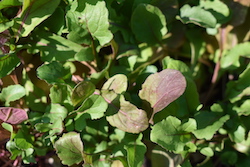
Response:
[71,81,95,107]
[131,3,167,44]
[177,4,216,28]
[37,61,72,84]
[102,74,128,94]
[139,69,186,124]
[13,0,60,37]
[0,107,28,124]
[54,132,84,166]
[104,91,149,133]
[0,53,20,78]
[78,0,113,46]
[151,116,196,153]
[0,85,26,106]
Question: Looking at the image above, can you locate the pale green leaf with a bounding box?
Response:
[54,132,84,166]
[102,74,128,94]
[0,85,25,106]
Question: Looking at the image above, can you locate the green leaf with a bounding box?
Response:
[125,134,146,167]
[49,84,72,106]
[102,74,128,94]
[0,53,20,78]
[193,111,230,140]
[14,129,33,150]
[13,0,60,37]
[104,91,149,133]
[0,84,25,106]
[75,47,95,61]
[200,0,230,23]
[226,65,250,102]
[221,42,250,69]
[6,140,22,160]
[71,81,95,107]
[78,0,113,46]
[29,30,84,62]
[0,13,14,32]
[131,3,167,44]
[54,132,84,166]
[200,147,214,157]
[177,4,216,28]
[139,69,186,124]
[37,61,72,84]
[75,94,108,120]
[0,0,22,10]
[151,116,196,153]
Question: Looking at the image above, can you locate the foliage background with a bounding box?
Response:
[0,0,250,166]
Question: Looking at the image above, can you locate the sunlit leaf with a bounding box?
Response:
[102,74,128,94]
[0,0,22,10]
[151,116,196,153]
[54,132,84,166]
[0,107,28,124]
[78,0,113,46]
[139,69,186,124]
[193,111,230,140]
[13,0,60,37]
[0,84,25,106]
[177,4,216,28]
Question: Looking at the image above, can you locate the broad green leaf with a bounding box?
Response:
[49,84,72,106]
[139,69,186,124]
[37,61,72,84]
[226,64,250,102]
[131,3,167,44]
[151,116,196,153]
[125,134,146,167]
[90,59,111,84]
[28,30,84,62]
[71,81,95,107]
[54,132,84,166]
[13,0,60,37]
[200,0,230,23]
[193,111,230,140]
[221,42,250,69]
[75,47,95,61]
[0,53,20,78]
[0,107,28,124]
[177,4,216,28]
[21,148,36,164]
[104,91,149,133]
[78,0,113,46]
[0,0,22,10]
[44,104,68,122]
[14,129,33,150]
[102,74,128,94]
[0,84,25,106]
[75,94,108,120]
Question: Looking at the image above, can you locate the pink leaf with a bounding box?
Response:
[0,107,28,124]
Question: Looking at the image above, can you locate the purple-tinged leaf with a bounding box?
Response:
[139,69,186,124]
[0,107,28,124]
[104,91,149,133]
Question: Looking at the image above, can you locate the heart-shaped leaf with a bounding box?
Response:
[0,107,28,124]
[139,69,186,124]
